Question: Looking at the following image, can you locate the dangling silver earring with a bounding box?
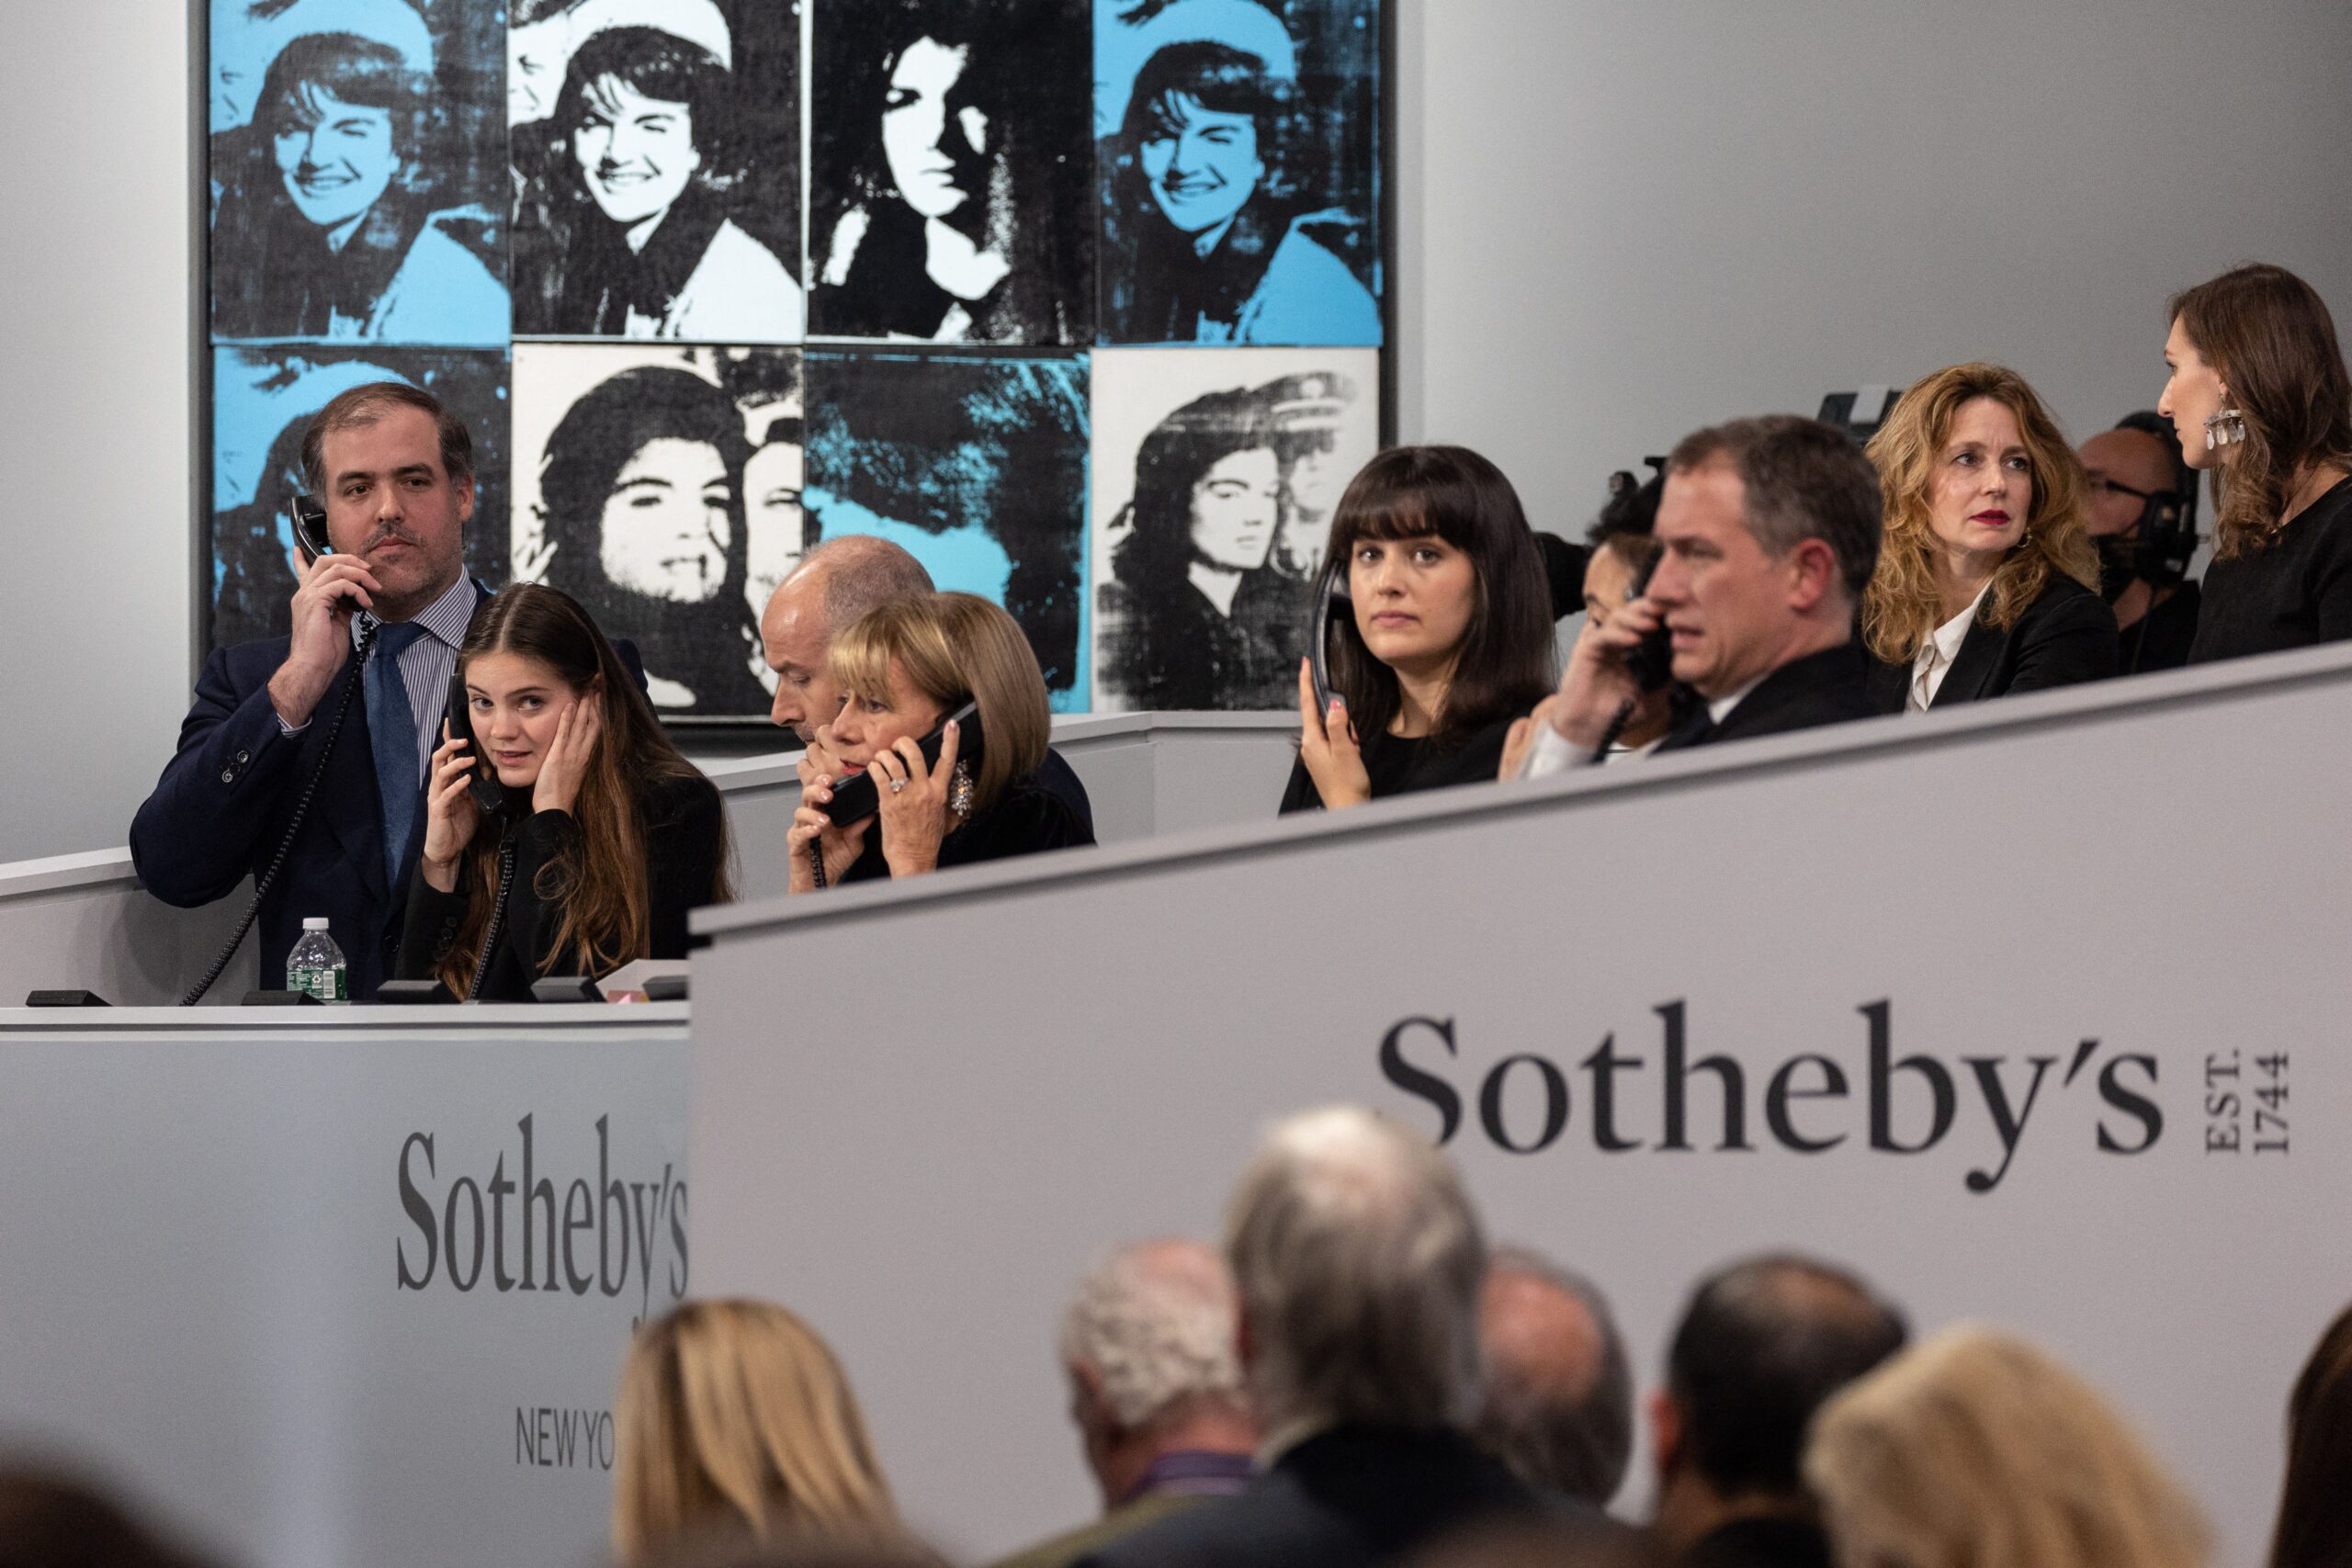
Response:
[2205,405,2247,450]
[948,761,975,818]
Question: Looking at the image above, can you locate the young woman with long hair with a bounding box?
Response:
[612,1298,901,1565]
[1860,363,2117,711]
[1284,446,1555,811]
[400,583,732,1000]
[2161,265,2352,663]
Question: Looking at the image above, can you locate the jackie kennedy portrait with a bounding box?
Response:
[1097,0,1382,346]
[810,0,1095,344]
[511,0,802,343]
[210,0,508,344]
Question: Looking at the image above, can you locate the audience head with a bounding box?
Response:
[1475,1247,1634,1507]
[760,537,936,742]
[1316,446,1556,747]
[2080,421,2187,541]
[0,1467,222,1568]
[2162,263,2352,559]
[443,583,728,994]
[1224,1105,1487,1436]
[1653,1254,1905,1539]
[1805,1325,2208,1568]
[1860,363,2098,663]
[827,592,1050,815]
[2270,1302,2352,1568]
[613,1298,899,1567]
[1651,418,1883,700]
[1057,1239,1255,1506]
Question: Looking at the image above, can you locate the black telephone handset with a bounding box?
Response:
[1621,550,1674,693]
[820,700,983,827]
[1308,556,1352,714]
[446,672,509,814]
[289,493,332,565]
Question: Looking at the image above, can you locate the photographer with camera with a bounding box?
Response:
[1516,416,1883,778]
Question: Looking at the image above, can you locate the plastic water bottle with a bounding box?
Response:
[287,917,349,1005]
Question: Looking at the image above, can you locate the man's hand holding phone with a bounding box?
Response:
[1547,594,1668,752]
[269,549,386,729]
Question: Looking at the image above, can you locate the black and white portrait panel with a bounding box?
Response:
[1091,347,1377,711]
[510,0,801,343]
[210,345,510,649]
[513,344,801,717]
[809,0,1094,345]
[805,351,1091,707]
[1096,0,1381,346]
[209,0,508,344]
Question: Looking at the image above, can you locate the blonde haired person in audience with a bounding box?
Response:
[613,1299,901,1566]
[1804,1325,2208,1568]
[1860,364,2117,713]
[787,592,1095,887]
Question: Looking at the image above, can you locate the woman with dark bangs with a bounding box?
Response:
[1860,363,2117,712]
[1282,446,1555,812]
[2160,265,2352,663]
[212,29,507,343]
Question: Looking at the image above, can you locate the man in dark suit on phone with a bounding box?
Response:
[1516,416,1883,775]
[131,382,488,999]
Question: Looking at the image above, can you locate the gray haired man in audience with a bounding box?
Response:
[993,1241,1260,1568]
[1081,1106,1539,1568]
[1476,1247,1635,1515]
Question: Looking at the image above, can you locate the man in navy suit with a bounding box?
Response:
[132,383,487,999]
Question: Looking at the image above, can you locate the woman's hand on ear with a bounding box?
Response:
[533,692,603,816]
[1297,658,1372,809]
[871,720,959,878]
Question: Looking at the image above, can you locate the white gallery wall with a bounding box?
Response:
[2,0,2350,863]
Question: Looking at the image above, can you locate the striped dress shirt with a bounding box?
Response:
[278,576,482,794]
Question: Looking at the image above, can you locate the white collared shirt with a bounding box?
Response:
[1909,583,1991,713]
[1521,672,1764,778]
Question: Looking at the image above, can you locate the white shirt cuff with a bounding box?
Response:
[1521,722,1590,779]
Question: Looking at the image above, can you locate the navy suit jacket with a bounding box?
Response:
[130,620,644,999]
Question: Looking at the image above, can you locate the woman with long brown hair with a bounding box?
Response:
[1860,364,2117,712]
[401,583,733,1000]
[2269,1302,2352,1568]
[612,1299,901,1565]
[2161,265,2352,663]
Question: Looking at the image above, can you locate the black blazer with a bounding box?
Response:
[839,749,1098,883]
[394,772,726,1002]
[129,615,645,999]
[1656,643,1878,753]
[1080,1426,1540,1568]
[1865,575,2118,712]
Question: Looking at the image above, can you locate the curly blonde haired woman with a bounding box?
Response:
[613,1299,902,1566]
[1860,365,2117,711]
[1805,1325,2208,1568]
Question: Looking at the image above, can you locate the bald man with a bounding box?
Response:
[993,1240,1260,1568]
[760,536,936,746]
[2081,420,2202,672]
[1476,1248,1634,1514]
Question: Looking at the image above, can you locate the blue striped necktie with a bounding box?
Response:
[365,619,428,892]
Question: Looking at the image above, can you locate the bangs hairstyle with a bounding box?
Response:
[2171,264,2352,561]
[1862,364,2098,665]
[436,585,734,996]
[258,29,429,148]
[556,27,736,191]
[1317,446,1555,750]
[828,592,1049,818]
[612,1299,899,1565]
[1118,41,1298,206]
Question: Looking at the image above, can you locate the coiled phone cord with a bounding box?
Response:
[180,620,380,1006]
[465,832,516,1004]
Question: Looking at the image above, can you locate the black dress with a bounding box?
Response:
[395,772,727,1002]
[2118,580,2200,675]
[839,754,1097,882]
[1279,716,1521,814]
[2188,477,2352,663]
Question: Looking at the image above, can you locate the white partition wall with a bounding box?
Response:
[689,648,2352,1564]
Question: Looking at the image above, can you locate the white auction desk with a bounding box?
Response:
[0,1004,688,1568]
